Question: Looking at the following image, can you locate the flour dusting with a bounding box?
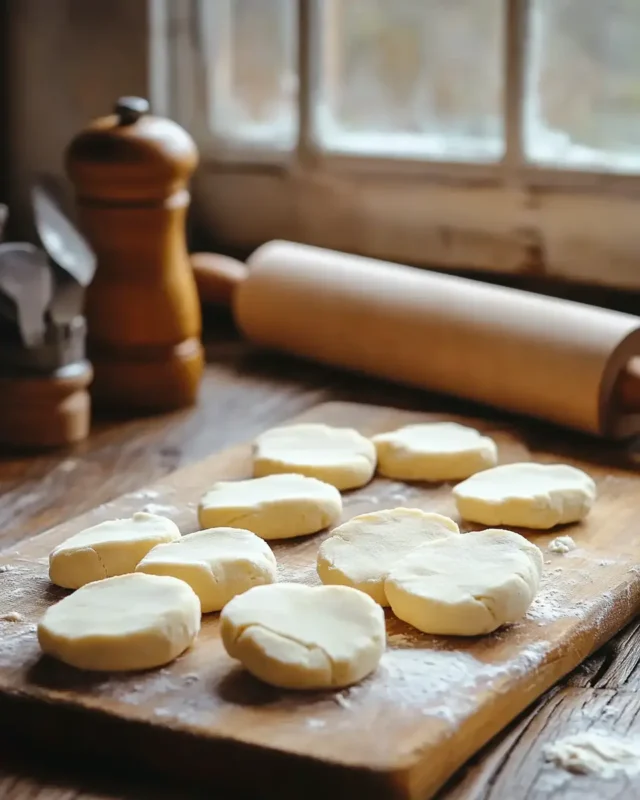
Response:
[387,631,425,647]
[0,612,22,622]
[129,488,162,500]
[548,536,576,554]
[370,641,550,726]
[141,503,181,517]
[544,731,640,777]
[334,693,352,710]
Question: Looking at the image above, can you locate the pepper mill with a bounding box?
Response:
[65,97,203,412]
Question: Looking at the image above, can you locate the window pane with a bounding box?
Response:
[313,0,505,162]
[525,0,640,173]
[204,0,298,150]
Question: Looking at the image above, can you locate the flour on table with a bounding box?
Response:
[141,503,181,517]
[544,731,640,777]
[0,612,22,622]
[334,692,352,710]
[130,489,162,500]
[548,535,577,554]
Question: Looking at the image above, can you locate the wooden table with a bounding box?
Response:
[2,318,639,800]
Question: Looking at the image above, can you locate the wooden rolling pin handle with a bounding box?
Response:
[190,250,640,417]
[618,357,640,415]
[190,252,248,307]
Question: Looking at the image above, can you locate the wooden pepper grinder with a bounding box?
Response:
[65,97,203,412]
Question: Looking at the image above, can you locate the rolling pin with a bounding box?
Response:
[191,243,640,439]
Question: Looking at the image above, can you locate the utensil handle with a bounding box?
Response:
[617,358,640,415]
[190,253,248,307]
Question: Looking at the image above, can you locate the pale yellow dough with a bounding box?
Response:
[372,422,497,481]
[49,512,181,589]
[198,474,342,540]
[136,527,277,612]
[453,462,596,529]
[37,573,201,671]
[252,423,376,490]
[317,508,459,606]
[221,583,385,689]
[385,528,543,636]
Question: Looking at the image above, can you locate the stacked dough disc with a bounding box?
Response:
[38,418,596,691]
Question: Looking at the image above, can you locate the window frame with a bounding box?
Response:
[153,0,640,290]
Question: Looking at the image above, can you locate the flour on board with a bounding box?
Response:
[548,535,576,554]
[544,731,640,777]
[0,612,22,622]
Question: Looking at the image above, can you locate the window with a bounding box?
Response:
[154,0,640,289]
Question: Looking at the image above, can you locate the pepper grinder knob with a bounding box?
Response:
[114,96,150,126]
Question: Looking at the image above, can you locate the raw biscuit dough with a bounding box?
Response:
[252,423,376,490]
[37,573,200,671]
[453,462,596,529]
[198,474,342,540]
[372,422,497,481]
[136,527,277,612]
[49,512,181,589]
[317,508,459,606]
[385,528,543,636]
[221,583,385,689]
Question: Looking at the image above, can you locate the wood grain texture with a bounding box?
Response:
[2,330,640,800]
[2,397,640,799]
[0,364,93,448]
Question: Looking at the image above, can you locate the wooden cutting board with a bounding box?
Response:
[1,401,639,800]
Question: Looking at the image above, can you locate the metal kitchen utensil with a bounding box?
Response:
[0,242,53,347]
[32,179,96,287]
[32,179,95,332]
[0,191,93,448]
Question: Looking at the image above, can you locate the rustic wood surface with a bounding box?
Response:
[2,319,640,799]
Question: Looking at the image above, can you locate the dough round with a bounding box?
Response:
[198,474,342,540]
[252,423,376,491]
[453,462,596,529]
[221,583,385,689]
[372,422,497,481]
[317,508,459,606]
[37,573,201,671]
[385,528,543,636]
[136,527,277,612]
[49,513,181,590]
